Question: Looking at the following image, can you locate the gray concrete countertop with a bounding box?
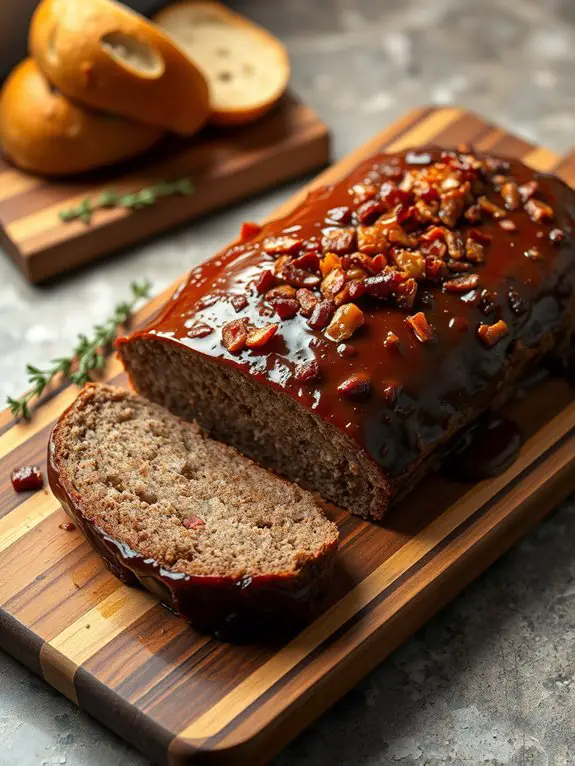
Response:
[1,1,574,764]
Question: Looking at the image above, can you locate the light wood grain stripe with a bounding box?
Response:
[0,491,59,553]
[0,386,81,457]
[0,514,84,605]
[384,107,462,152]
[178,401,575,741]
[554,152,575,186]
[40,587,156,703]
[524,146,560,172]
[0,170,39,203]
[45,587,157,667]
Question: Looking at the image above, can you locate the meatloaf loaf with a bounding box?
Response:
[117,147,575,520]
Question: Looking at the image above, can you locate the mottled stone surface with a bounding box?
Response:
[1,1,574,764]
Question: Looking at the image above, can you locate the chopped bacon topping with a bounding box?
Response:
[477,320,509,348]
[246,323,278,348]
[405,312,434,343]
[222,319,248,352]
[218,150,561,373]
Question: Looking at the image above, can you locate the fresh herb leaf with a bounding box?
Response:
[175,178,195,195]
[97,190,120,207]
[58,178,194,224]
[120,193,138,208]
[138,188,156,205]
[7,279,152,420]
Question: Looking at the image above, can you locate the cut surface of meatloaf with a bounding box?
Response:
[117,147,575,520]
[48,384,338,636]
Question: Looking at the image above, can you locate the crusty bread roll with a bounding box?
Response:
[154,1,290,126]
[0,58,164,176]
[29,0,210,135]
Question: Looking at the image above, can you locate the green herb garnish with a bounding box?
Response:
[58,177,195,224]
[7,280,152,420]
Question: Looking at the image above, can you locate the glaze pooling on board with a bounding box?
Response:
[127,148,575,480]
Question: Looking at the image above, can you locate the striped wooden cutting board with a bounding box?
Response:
[1,107,574,766]
[0,93,330,283]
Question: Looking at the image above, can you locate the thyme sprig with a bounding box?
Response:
[59,178,194,224]
[7,279,152,420]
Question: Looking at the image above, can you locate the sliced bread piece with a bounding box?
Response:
[0,59,163,176]
[154,1,290,125]
[29,0,210,135]
[48,384,338,636]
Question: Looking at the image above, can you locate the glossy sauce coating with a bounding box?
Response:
[125,148,575,479]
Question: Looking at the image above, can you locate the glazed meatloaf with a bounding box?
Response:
[49,384,338,635]
[118,147,575,520]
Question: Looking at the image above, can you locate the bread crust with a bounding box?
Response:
[48,384,338,637]
[0,59,164,176]
[30,0,210,135]
[153,0,290,126]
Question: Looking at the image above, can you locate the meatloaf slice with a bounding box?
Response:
[48,384,338,636]
[117,147,575,520]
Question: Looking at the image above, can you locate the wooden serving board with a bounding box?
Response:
[0,93,330,283]
[0,106,574,766]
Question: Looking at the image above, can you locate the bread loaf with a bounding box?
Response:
[29,0,210,135]
[48,384,338,635]
[0,58,164,176]
[117,147,575,520]
[154,0,290,125]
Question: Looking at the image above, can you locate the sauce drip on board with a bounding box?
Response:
[11,465,44,492]
[444,415,522,481]
[58,522,76,532]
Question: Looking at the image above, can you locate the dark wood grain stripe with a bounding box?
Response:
[76,666,174,766]
[0,611,45,679]
[82,607,211,697]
